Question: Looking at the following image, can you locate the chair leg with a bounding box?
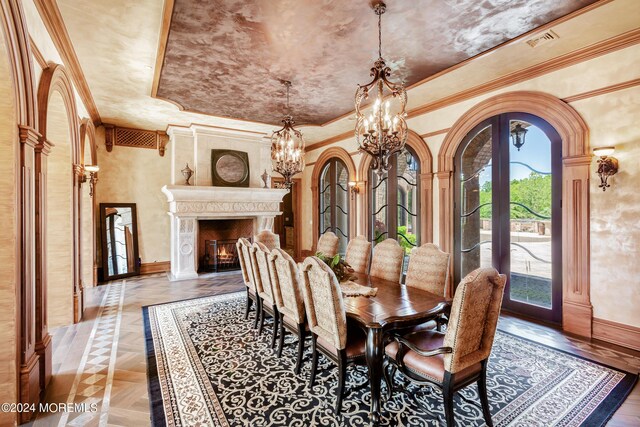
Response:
[271,308,279,349]
[308,335,318,390]
[295,324,305,375]
[383,360,396,401]
[277,313,285,357]
[478,361,493,427]
[258,305,265,335]
[244,294,251,320]
[442,371,455,427]
[253,298,261,329]
[335,350,347,415]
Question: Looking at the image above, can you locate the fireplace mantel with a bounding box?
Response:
[161,185,288,280]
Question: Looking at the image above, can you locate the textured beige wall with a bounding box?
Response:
[95,127,171,264]
[303,44,640,328]
[46,91,74,329]
[0,24,18,426]
[576,87,640,327]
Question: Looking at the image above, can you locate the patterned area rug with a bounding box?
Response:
[143,292,637,426]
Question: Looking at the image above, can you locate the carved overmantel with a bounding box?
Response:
[162,185,288,280]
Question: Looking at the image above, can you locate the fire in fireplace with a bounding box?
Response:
[202,239,247,272]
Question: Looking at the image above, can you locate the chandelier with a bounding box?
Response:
[271,80,305,189]
[355,1,408,177]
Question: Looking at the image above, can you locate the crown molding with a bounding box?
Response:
[32,0,101,125]
[562,77,640,103]
[151,0,174,98]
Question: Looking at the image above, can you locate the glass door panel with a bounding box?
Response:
[508,120,553,309]
[396,150,419,270]
[335,162,349,254]
[371,173,388,245]
[457,123,494,284]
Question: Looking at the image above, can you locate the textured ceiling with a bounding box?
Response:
[156,0,598,126]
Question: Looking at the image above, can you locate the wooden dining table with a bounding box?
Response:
[343,272,451,426]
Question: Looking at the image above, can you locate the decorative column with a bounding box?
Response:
[20,126,41,416]
[562,155,593,337]
[419,171,434,243]
[73,164,84,322]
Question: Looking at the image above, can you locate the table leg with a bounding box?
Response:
[366,327,384,426]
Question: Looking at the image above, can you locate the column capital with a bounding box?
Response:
[19,125,41,148]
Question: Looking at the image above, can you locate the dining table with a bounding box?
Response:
[342,272,451,426]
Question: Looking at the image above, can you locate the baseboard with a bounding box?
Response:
[140,261,171,275]
[592,317,640,352]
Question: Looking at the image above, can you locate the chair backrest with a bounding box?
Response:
[250,242,275,301]
[317,231,340,258]
[237,237,254,289]
[254,229,280,251]
[443,268,506,374]
[370,239,404,283]
[345,235,371,274]
[300,256,347,350]
[269,248,305,324]
[405,243,451,296]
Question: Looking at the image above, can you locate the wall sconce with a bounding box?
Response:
[82,164,100,197]
[593,146,618,191]
[348,181,360,200]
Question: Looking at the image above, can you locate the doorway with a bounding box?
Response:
[272,177,301,260]
[454,113,562,323]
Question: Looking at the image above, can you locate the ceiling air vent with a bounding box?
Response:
[526,30,559,48]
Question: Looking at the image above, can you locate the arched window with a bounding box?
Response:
[369,146,420,268]
[318,157,350,254]
[454,112,562,323]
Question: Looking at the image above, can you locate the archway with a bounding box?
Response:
[45,89,75,329]
[437,91,592,337]
[311,147,356,251]
[357,130,434,245]
[0,13,19,427]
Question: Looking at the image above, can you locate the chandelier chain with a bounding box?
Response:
[378,9,382,59]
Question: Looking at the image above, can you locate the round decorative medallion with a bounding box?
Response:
[216,154,247,184]
[180,243,193,255]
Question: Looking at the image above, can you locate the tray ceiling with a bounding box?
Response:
[155,0,598,126]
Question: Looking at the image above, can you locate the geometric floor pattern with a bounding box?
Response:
[63,282,126,427]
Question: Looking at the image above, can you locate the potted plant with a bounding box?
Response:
[315,252,356,283]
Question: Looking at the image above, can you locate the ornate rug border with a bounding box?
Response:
[143,292,638,427]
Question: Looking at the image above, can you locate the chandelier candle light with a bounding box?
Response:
[271,80,305,189]
[355,1,408,177]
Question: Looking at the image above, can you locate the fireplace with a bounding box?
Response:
[198,219,253,272]
[201,239,249,272]
[162,185,288,280]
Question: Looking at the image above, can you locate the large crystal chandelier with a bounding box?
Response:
[271,80,305,189]
[355,1,408,177]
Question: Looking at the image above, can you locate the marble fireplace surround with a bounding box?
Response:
[162,185,288,280]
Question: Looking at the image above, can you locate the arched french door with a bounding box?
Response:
[369,146,421,271]
[454,112,562,323]
[318,157,350,254]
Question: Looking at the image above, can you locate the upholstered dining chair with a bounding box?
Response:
[345,235,372,274]
[237,238,259,327]
[384,267,506,427]
[254,229,281,251]
[268,248,308,374]
[316,231,340,258]
[300,256,367,414]
[369,238,404,283]
[250,242,280,348]
[405,243,451,330]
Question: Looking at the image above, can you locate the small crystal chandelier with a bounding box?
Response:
[271,80,305,189]
[355,1,408,177]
